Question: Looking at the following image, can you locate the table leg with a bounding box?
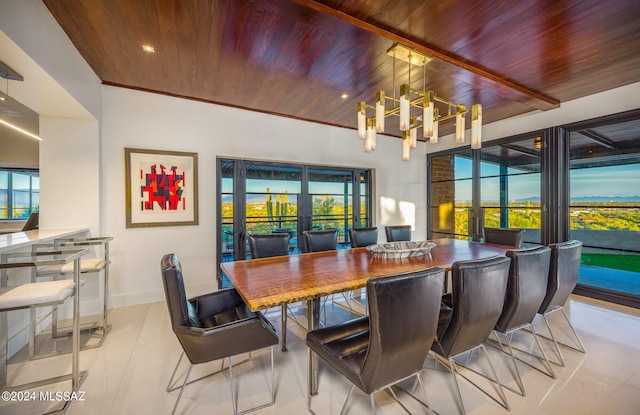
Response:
[281,304,287,352]
[307,298,320,401]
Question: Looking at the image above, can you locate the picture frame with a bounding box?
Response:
[125,148,198,228]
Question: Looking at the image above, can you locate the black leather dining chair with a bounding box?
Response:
[431,255,512,414]
[537,240,585,366]
[493,246,554,396]
[384,225,411,242]
[302,229,342,321]
[302,229,337,253]
[349,226,378,248]
[345,227,379,315]
[247,233,292,352]
[306,267,445,414]
[483,227,525,248]
[21,212,39,231]
[248,233,290,259]
[161,254,279,415]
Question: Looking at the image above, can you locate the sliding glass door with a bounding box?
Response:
[479,135,542,245]
[428,134,542,244]
[308,168,354,247]
[428,109,640,308]
[429,151,473,239]
[567,114,640,304]
[245,164,302,253]
[217,158,372,287]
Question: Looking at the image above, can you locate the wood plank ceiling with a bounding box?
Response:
[43,0,640,139]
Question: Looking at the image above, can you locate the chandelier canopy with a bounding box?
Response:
[357,43,482,160]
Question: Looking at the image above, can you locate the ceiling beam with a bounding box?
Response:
[501,144,542,158]
[295,0,560,111]
[0,60,24,81]
[577,130,617,149]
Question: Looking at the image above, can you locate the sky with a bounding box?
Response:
[453,156,640,201]
[222,157,640,203]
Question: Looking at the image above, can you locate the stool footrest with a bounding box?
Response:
[31,324,112,360]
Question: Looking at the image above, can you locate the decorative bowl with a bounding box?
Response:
[366,241,436,259]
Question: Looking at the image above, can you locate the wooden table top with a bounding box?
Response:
[220,238,511,312]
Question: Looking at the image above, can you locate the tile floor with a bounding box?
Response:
[3,294,640,415]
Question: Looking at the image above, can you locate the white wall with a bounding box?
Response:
[101,86,427,307]
[39,116,101,233]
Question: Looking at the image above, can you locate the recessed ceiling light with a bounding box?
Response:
[340,93,349,99]
[142,44,156,53]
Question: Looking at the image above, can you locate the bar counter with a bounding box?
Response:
[0,228,90,253]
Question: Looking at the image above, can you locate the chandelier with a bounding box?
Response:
[357,43,482,160]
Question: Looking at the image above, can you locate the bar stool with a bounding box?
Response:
[0,250,87,414]
[32,236,112,358]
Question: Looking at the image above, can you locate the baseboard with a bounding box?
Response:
[574,284,640,309]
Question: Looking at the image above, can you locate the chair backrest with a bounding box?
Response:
[495,246,551,333]
[361,267,445,393]
[248,233,290,259]
[384,225,411,242]
[349,227,378,248]
[483,227,524,248]
[160,253,195,331]
[302,229,337,253]
[21,212,39,231]
[538,240,583,314]
[437,255,511,357]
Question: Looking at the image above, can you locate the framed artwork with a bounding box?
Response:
[125,148,198,228]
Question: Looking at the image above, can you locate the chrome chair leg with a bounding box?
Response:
[558,307,586,352]
[540,306,586,367]
[495,332,525,396]
[339,385,356,415]
[542,311,566,366]
[436,345,510,414]
[478,344,510,411]
[229,357,237,415]
[448,356,467,415]
[232,347,276,415]
[414,373,434,415]
[528,323,556,379]
[166,352,185,393]
[171,364,193,415]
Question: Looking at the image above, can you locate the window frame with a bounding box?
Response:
[0,168,40,221]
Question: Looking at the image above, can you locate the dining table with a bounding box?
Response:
[220,237,513,398]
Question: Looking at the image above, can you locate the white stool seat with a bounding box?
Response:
[38,258,106,275]
[0,281,75,311]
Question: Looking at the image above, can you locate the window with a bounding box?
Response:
[0,169,39,220]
